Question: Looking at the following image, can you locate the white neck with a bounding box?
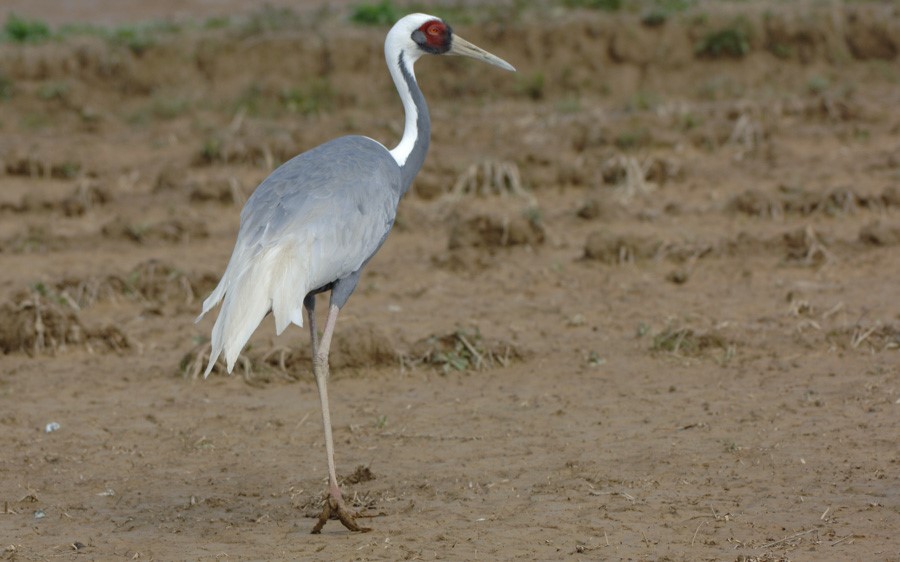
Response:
[383,18,427,168]
[388,52,419,167]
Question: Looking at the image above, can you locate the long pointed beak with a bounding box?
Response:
[448,35,516,72]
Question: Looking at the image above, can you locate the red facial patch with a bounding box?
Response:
[417,20,448,49]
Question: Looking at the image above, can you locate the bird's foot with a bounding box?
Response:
[311,494,372,534]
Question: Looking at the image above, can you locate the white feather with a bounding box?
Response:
[199,242,311,377]
[271,240,310,336]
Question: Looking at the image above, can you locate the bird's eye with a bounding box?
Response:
[427,24,441,36]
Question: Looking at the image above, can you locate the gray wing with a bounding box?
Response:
[197,135,402,374]
[234,135,402,292]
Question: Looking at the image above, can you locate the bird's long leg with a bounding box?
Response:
[310,303,371,534]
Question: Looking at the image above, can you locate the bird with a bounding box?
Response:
[196,13,514,534]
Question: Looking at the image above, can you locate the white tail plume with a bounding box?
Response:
[197,242,309,376]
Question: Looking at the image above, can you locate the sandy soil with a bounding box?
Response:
[1,1,899,560]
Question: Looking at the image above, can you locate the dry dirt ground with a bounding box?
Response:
[0,1,899,560]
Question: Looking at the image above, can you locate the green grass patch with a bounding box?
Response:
[233,84,266,117]
[695,17,752,58]
[22,112,50,130]
[3,14,51,43]
[564,0,622,11]
[239,5,302,35]
[37,82,71,102]
[615,128,651,150]
[641,0,696,26]
[203,16,231,30]
[0,72,13,101]
[151,96,191,119]
[678,111,702,131]
[806,75,830,95]
[55,20,183,54]
[350,0,400,26]
[281,79,335,115]
[516,72,545,100]
[626,90,660,111]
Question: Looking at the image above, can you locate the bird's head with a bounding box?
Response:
[386,13,515,72]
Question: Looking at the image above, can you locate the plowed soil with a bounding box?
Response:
[1,1,898,560]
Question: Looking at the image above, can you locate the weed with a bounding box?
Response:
[22,112,50,130]
[697,75,743,101]
[653,0,695,12]
[37,82,71,102]
[517,72,545,101]
[29,282,72,307]
[641,0,695,26]
[636,323,651,338]
[410,329,516,374]
[564,0,622,11]
[57,21,182,54]
[111,21,180,55]
[651,326,729,357]
[807,75,829,95]
[151,96,191,120]
[350,0,399,26]
[3,14,51,43]
[641,11,668,27]
[406,3,476,25]
[200,138,223,163]
[587,351,606,367]
[281,79,335,115]
[0,71,13,100]
[556,96,582,114]
[8,225,52,253]
[523,206,543,227]
[234,84,265,116]
[769,42,792,59]
[615,128,650,150]
[240,5,302,35]
[627,90,660,112]
[203,16,231,30]
[678,112,702,131]
[32,282,49,297]
[695,18,752,58]
[57,162,81,179]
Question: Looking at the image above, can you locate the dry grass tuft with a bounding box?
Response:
[650,325,734,360]
[0,290,130,356]
[782,225,835,266]
[405,329,520,374]
[52,260,218,310]
[448,211,545,250]
[827,322,900,352]
[727,185,895,219]
[449,160,534,204]
[101,216,210,244]
[583,230,658,264]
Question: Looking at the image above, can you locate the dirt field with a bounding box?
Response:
[1,1,899,560]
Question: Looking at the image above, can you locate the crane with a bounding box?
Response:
[196,13,515,533]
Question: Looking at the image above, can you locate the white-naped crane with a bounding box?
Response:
[196,13,514,533]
